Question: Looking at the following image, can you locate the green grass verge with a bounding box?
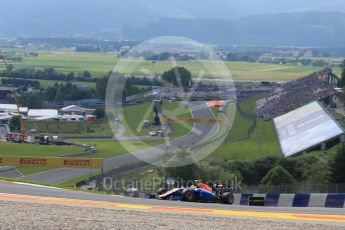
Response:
[121,101,192,137]
[57,173,99,188]
[68,139,164,158]
[0,142,84,157]
[211,95,282,160]
[16,166,58,176]
[0,177,54,187]
[122,102,154,136]
[0,175,95,189]
[25,118,112,137]
[163,101,193,137]
[0,142,82,176]
[0,138,163,178]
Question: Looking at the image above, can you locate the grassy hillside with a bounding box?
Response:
[212,94,282,160]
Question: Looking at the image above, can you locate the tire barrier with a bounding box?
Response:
[249,196,265,206]
[235,193,345,208]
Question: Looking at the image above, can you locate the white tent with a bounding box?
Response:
[28,109,58,118]
[60,105,95,115]
[0,104,28,114]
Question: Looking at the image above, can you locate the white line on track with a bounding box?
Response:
[1,180,62,190]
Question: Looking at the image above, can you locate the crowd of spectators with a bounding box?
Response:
[256,68,336,120]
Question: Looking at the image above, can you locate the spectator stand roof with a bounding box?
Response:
[273,101,344,157]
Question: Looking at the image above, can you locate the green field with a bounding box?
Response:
[0,142,81,178]
[0,138,164,160]
[0,142,84,157]
[121,102,154,136]
[25,119,113,137]
[121,101,192,137]
[0,138,163,178]
[0,52,328,81]
[211,95,282,160]
[162,101,193,137]
[68,139,163,159]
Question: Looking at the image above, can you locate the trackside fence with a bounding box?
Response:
[239,184,345,194]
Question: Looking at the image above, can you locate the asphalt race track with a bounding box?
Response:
[21,101,218,184]
[0,180,344,227]
[23,168,101,185]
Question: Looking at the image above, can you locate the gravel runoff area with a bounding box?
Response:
[0,199,343,230]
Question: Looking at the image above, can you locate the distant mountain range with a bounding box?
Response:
[1,1,345,46]
[124,12,345,47]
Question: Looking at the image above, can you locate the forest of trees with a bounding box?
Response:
[144,52,195,61]
[161,146,345,192]
[161,67,192,88]
[0,66,167,108]
[0,67,95,82]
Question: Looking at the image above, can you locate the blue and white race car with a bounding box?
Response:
[154,182,234,204]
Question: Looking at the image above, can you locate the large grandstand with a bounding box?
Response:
[256,68,338,120]
[255,68,344,156]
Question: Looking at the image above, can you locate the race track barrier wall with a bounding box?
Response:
[264,193,280,206]
[135,192,345,208]
[232,194,242,205]
[292,194,310,207]
[235,193,345,208]
[239,193,253,205]
[325,193,345,208]
[308,194,328,207]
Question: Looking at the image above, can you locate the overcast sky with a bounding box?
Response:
[3,0,345,20]
[1,0,345,37]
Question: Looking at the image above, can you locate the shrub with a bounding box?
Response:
[260,166,297,186]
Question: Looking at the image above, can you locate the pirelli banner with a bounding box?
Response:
[0,156,103,169]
